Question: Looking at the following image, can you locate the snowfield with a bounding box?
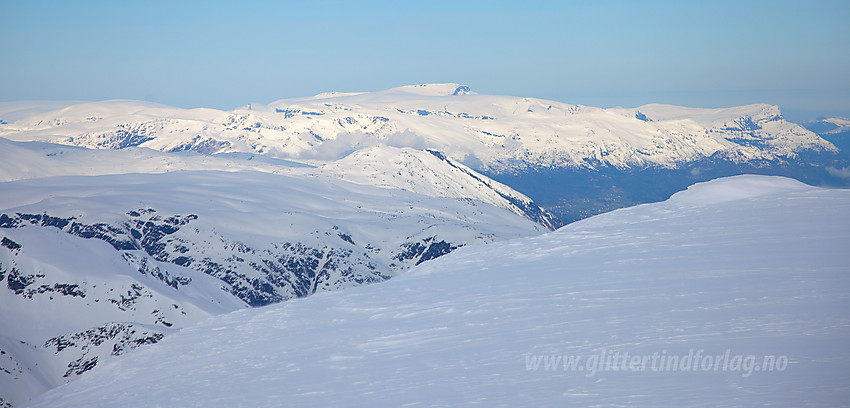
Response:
[23,175,850,407]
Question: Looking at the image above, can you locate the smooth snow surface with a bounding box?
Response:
[25,175,850,407]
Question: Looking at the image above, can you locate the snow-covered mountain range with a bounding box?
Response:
[23,175,850,407]
[0,85,845,406]
[0,84,834,171]
[2,84,840,224]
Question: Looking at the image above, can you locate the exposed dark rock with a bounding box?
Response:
[395,237,460,266]
[22,283,86,299]
[6,269,34,295]
[0,237,21,252]
[337,232,355,245]
[44,322,167,379]
[123,252,191,289]
[416,240,458,265]
[63,356,98,377]
[44,323,127,353]
[0,208,425,308]
[108,283,150,311]
[166,136,231,154]
[0,214,18,228]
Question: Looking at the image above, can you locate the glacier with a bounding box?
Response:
[22,175,850,407]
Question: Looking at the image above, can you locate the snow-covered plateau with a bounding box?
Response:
[22,175,850,407]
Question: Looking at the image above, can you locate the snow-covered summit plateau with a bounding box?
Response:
[25,175,850,407]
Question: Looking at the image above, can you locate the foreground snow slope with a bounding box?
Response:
[26,175,850,407]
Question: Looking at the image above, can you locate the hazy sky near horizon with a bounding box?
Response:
[2,0,848,119]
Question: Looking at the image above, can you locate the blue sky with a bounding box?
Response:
[2,0,848,120]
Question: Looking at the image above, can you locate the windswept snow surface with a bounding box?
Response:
[25,175,850,407]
